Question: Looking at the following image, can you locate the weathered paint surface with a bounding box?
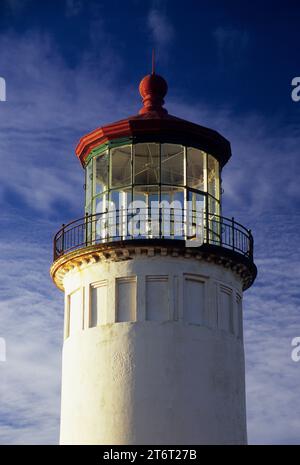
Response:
[60,255,247,445]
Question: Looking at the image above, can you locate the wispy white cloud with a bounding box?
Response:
[0,29,135,216]
[147,8,174,62]
[244,216,300,444]
[213,27,250,68]
[167,98,300,218]
[148,9,174,47]
[3,0,30,15]
[65,0,82,17]
[0,215,63,444]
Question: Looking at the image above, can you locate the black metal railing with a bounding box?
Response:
[53,208,254,262]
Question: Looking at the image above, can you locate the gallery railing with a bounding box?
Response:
[53,208,254,262]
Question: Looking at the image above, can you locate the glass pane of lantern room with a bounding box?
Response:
[109,188,132,211]
[134,143,160,185]
[132,185,159,209]
[95,193,108,242]
[85,160,93,212]
[132,185,159,238]
[187,190,205,212]
[187,191,205,241]
[207,154,219,199]
[161,186,184,211]
[110,145,132,188]
[95,151,108,195]
[161,186,184,238]
[208,195,221,245]
[187,148,205,191]
[208,195,220,216]
[95,193,108,214]
[110,187,132,240]
[161,144,184,185]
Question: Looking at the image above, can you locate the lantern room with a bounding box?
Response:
[77,72,229,245]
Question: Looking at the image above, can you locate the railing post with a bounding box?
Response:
[85,213,89,246]
[159,204,162,238]
[206,208,209,244]
[61,224,65,255]
[231,217,235,251]
[53,236,57,261]
[249,229,253,259]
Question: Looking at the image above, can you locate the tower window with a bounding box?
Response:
[116,277,137,322]
[146,276,169,321]
[218,285,233,333]
[183,275,206,325]
[90,280,108,327]
[236,293,243,339]
[67,288,83,337]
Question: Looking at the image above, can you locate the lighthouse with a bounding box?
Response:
[50,69,257,445]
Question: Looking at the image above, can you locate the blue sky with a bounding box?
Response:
[0,0,299,444]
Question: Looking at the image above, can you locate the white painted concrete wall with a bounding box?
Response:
[60,254,247,445]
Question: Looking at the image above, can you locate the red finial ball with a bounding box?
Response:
[139,73,168,115]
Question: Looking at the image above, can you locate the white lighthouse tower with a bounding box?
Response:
[50,70,257,445]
